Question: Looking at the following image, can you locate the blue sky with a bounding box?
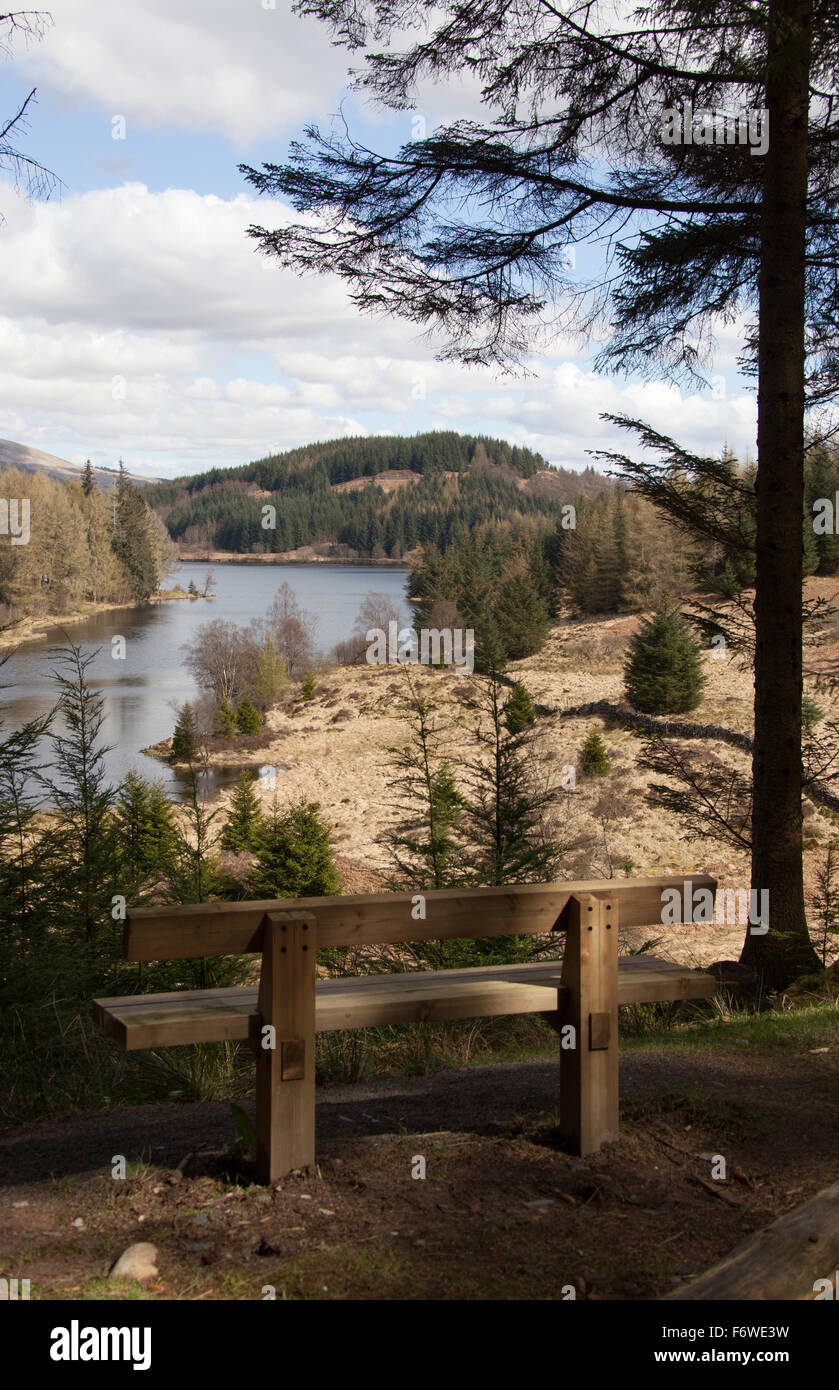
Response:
[0,0,759,479]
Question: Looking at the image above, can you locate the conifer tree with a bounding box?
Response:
[170,702,200,762]
[494,571,549,660]
[0,671,53,990]
[113,771,179,889]
[581,730,611,777]
[504,682,536,736]
[220,771,265,854]
[81,460,95,497]
[217,699,237,736]
[382,675,465,891]
[39,646,119,990]
[623,607,706,715]
[463,671,560,894]
[112,463,158,600]
[166,764,222,909]
[235,698,262,734]
[249,798,340,899]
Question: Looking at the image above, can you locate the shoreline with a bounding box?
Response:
[0,589,191,652]
[177,549,411,568]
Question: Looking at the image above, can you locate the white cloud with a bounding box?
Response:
[15,0,353,145]
[0,181,757,477]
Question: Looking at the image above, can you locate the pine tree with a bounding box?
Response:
[165,766,229,993]
[220,771,265,853]
[81,460,95,497]
[216,699,237,736]
[112,465,159,600]
[170,702,200,763]
[504,682,536,736]
[40,646,119,983]
[112,771,179,889]
[0,676,53,991]
[463,670,559,894]
[235,698,262,734]
[581,730,611,776]
[382,676,465,891]
[249,798,340,899]
[624,607,706,715]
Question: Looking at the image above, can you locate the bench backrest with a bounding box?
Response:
[124,874,716,961]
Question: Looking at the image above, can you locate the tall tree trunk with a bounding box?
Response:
[741,0,819,987]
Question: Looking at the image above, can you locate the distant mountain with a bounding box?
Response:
[0,438,156,491]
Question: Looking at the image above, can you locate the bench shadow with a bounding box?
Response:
[0,1050,803,1187]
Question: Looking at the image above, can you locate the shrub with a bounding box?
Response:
[623,606,706,714]
[300,672,317,701]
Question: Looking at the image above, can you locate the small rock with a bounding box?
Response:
[318,1208,335,1217]
[192,1212,209,1226]
[11,1201,29,1208]
[72,1218,85,1229]
[109,1243,159,1282]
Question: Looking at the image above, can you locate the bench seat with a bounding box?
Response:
[93,955,715,1052]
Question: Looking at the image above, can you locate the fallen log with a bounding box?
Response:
[668,1179,839,1300]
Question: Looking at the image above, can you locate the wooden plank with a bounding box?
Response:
[559,894,620,1155]
[253,912,317,1183]
[92,956,716,1049]
[668,1179,839,1301]
[123,875,716,960]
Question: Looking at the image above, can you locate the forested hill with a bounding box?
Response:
[145,432,609,559]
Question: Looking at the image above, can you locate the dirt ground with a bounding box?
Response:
[3,1043,838,1301]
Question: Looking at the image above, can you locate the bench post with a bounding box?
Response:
[559,893,619,1155]
[253,910,317,1184]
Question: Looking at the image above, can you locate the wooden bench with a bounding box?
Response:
[93,876,717,1183]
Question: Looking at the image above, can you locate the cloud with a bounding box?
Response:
[14,0,353,145]
[0,181,757,477]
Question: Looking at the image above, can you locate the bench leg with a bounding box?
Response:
[254,912,317,1184]
[559,893,619,1155]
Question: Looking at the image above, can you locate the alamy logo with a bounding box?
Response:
[366,621,475,674]
[50,1321,151,1371]
[662,101,769,156]
[661,881,769,934]
[0,1276,30,1299]
[0,498,30,546]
